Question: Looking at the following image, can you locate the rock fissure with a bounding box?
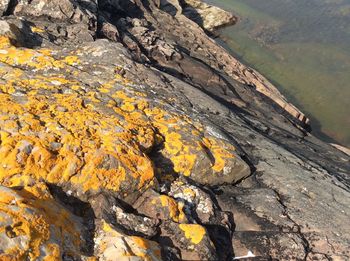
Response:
[271,188,311,260]
[2,0,17,16]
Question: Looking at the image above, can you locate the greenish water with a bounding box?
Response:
[206,0,350,146]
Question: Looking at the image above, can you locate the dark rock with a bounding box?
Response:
[160,220,218,261]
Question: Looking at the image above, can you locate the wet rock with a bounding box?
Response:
[331,143,350,156]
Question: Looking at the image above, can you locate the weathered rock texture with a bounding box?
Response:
[0,0,349,260]
[181,0,237,32]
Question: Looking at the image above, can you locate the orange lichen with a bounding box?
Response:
[202,137,235,172]
[0,28,246,261]
[0,36,12,48]
[183,187,196,198]
[0,91,156,195]
[152,195,185,222]
[0,184,82,260]
[0,35,237,200]
[102,221,115,233]
[143,107,201,176]
[172,154,197,177]
[0,36,82,71]
[0,45,64,70]
[98,221,162,261]
[129,236,162,260]
[164,132,183,154]
[121,102,135,112]
[179,224,206,244]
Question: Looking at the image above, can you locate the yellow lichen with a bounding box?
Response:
[0,184,82,260]
[0,87,156,194]
[153,195,186,222]
[0,36,82,71]
[0,36,12,48]
[202,137,235,172]
[0,35,237,200]
[121,102,135,112]
[183,187,196,199]
[63,55,80,66]
[172,154,197,177]
[102,221,114,233]
[31,27,45,34]
[98,221,162,261]
[179,224,206,244]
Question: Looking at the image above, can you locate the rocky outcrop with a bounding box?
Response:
[0,0,349,260]
[181,0,237,32]
[0,184,85,259]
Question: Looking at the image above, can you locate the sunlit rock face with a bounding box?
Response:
[181,0,237,32]
[0,0,349,260]
[0,14,250,260]
[0,183,94,260]
[0,33,249,199]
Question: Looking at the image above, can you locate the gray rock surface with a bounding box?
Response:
[181,0,237,32]
[0,0,349,260]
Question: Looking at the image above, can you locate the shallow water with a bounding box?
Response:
[206,0,350,146]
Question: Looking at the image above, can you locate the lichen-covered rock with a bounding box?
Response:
[0,36,250,202]
[90,193,160,238]
[134,189,187,223]
[169,180,217,223]
[156,122,250,185]
[0,0,349,259]
[0,31,251,259]
[0,184,85,260]
[160,221,217,260]
[95,221,163,261]
[169,180,235,260]
[0,37,155,202]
